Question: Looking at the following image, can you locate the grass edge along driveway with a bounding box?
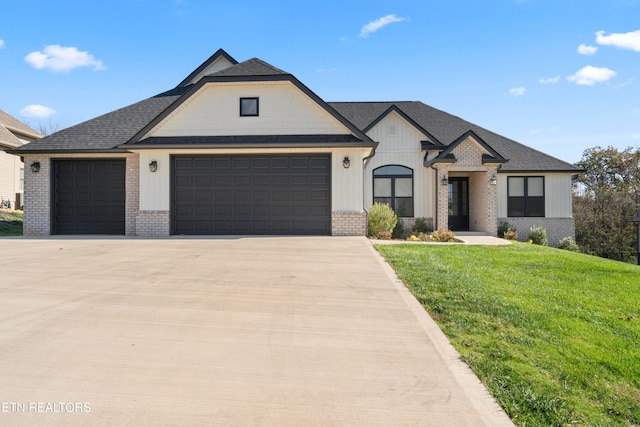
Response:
[375,242,639,426]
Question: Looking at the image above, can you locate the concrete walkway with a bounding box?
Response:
[0,237,513,426]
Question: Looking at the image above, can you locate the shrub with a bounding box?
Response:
[407,232,430,242]
[431,227,455,242]
[376,230,392,240]
[504,231,518,240]
[558,236,580,252]
[528,226,548,246]
[412,217,432,233]
[392,220,404,239]
[367,203,398,237]
[498,221,516,238]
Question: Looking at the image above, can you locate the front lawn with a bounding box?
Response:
[375,242,640,426]
[0,209,23,236]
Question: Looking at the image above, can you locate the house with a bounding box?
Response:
[9,49,581,245]
[0,109,42,210]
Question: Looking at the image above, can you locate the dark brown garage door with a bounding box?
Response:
[172,155,331,235]
[53,159,126,235]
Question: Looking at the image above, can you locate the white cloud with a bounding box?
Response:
[359,14,406,38]
[529,126,558,135]
[509,87,526,96]
[25,45,105,72]
[596,30,640,52]
[0,39,5,49]
[567,66,616,85]
[20,104,56,118]
[317,68,337,73]
[614,79,633,89]
[577,44,598,55]
[539,76,561,84]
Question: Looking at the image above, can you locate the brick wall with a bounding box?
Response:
[136,211,170,237]
[23,155,51,236]
[125,154,139,236]
[332,212,367,236]
[498,217,575,247]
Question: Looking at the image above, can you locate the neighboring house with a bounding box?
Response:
[9,49,581,245]
[0,110,42,209]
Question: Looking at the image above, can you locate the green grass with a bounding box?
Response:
[375,242,640,426]
[0,210,23,236]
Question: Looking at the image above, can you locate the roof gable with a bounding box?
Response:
[363,104,443,146]
[0,109,42,148]
[176,48,238,87]
[127,59,371,144]
[330,101,581,173]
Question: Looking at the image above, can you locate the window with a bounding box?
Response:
[373,165,414,217]
[19,168,24,192]
[507,176,545,217]
[240,97,259,116]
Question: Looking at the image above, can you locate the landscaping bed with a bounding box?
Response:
[0,209,23,236]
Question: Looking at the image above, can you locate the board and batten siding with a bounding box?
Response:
[497,173,574,218]
[136,148,368,213]
[146,82,350,138]
[364,111,433,217]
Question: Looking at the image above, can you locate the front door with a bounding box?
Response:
[448,177,469,231]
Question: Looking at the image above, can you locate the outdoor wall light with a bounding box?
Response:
[31,162,40,173]
[149,160,158,173]
[440,175,448,186]
[490,174,497,185]
[342,156,351,169]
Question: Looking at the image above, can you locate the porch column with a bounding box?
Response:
[435,166,450,231]
[486,166,499,237]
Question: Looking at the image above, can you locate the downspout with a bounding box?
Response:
[362,146,377,236]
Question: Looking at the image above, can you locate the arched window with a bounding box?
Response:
[373,165,414,217]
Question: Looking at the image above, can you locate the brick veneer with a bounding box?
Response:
[125,154,139,236]
[332,212,367,236]
[498,217,575,247]
[23,156,51,236]
[136,211,171,236]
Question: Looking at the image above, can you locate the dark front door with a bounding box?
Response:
[448,177,469,231]
[172,155,331,235]
[53,159,126,235]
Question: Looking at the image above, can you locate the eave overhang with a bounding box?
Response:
[118,135,378,150]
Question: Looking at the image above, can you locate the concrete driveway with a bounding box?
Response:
[0,237,512,426]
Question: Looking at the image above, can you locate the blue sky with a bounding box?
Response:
[1,0,639,163]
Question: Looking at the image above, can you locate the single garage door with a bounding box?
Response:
[53,159,126,235]
[172,155,331,235]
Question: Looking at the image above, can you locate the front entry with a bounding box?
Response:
[448,177,469,231]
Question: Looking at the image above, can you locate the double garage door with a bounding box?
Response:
[172,155,331,235]
[52,156,331,235]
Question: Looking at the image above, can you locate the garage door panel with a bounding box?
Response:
[54,160,125,235]
[172,155,330,235]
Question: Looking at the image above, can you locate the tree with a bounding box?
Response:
[573,146,640,263]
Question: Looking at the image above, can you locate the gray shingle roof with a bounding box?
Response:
[208,58,289,77]
[0,109,42,148]
[329,101,581,172]
[11,87,187,152]
[10,50,581,173]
